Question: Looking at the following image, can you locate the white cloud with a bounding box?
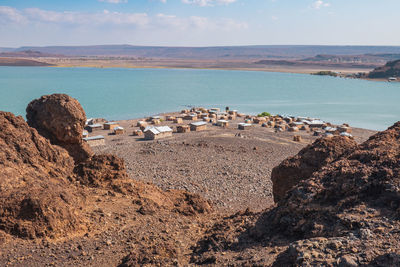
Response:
[312,0,330,9]
[155,13,247,31]
[160,0,167,3]
[22,8,149,26]
[0,6,27,24]
[0,6,246,31]
[182,0,236,7]
[98,0,128,4]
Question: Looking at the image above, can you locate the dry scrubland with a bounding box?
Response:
[3,94,400,266]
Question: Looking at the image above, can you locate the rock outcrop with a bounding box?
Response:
[368,59,400,79]
[271,136,357,203]
[0,112,85,239]
[26,94,93,163]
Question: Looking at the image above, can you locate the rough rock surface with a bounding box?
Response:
[74,154,129,191]
[26,94,93,163]
[271,136,357,203]
[191,122,400,266]
[0,111,85,239]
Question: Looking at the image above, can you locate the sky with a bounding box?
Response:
[0,0,399,47]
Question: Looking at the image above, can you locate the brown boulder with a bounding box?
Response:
[26,94,93,163]
[0,112,85,239]
[271,136,357,203]
[265,121,400,240]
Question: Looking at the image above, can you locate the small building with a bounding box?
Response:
[340,132,353,138]
[137,121,148,128]
[174,117,183,124]
[114,126,125,135]
[166,115,176,121]
[82,130,89,138]
[253,117,267,124]
[190,121,207,131]
[216,120,229,127]
[238,123,252,130]
[132,129,143,136]
[144,126,173,140]
[305,120,325,128]
[209,108,220,113]
[104,122,119,130]
[288,126,299,132]
[151,119,161,125]
[87,123,103,133]
[83,135,105,146]
[177,125,191,133]
[184,114,198,121]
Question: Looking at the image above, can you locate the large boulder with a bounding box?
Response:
[0,112,85,239]
[271,136,357,203]
[262,121,400,241]
[26,94,93,163]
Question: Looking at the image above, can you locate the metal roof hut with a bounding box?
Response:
[83,135,105,147]
[104,121,119,130]
[144,126,173,140]
[190,121,207,131]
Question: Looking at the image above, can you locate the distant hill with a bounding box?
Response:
[368,60,400,79]
[0,50,65,58]
[302,53,400,64]
[0,58,53,66]
[10,45,400,59]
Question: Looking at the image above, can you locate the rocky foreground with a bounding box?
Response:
[1,94,400,266]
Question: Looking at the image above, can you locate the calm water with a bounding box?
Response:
[0,66,399,130]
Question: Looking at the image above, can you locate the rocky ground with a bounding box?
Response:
[92,115,374,214]
[5,93,400,267]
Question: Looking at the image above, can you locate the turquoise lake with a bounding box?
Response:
[0,66,399,130]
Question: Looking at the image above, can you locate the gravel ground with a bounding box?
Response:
[92,113,376,213]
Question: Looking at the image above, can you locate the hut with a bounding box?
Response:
[137,121,148,128]
[174,117,183,124]
[151,119,161,125]
[166,115,176,121]
[253,117,267,124]
[293,135,302,142]
[132,129,143,136]
[216,120,229,127]
[190,121,207,131]
[83,135,105,146]
[238,123,252,130]
[144,126,173,140]
[177,125,191,133]
[104,122,119,130]
[87,123,103,133]
[114,126,125,135]
[184,114,198,121]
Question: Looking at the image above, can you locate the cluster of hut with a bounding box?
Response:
[82,107,353,146]
[82,119,126,146]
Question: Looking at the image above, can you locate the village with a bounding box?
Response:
[82,107,354,147]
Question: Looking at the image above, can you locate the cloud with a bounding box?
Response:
[98,0,128,3]
[0,6,246,31]
[156,13,247,31]
[0,6,27,24]
[20,8,149,26]
[182,0,236,7]
[312,0,330,9]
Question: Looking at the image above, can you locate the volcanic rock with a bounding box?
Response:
[262,121,400,242]
[0,111,85,239]
[26,94,93,163]
[271,136,357,203]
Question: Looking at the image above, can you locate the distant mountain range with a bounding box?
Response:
[2,45,400,59]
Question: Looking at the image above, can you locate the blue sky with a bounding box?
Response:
[0,0,399,47]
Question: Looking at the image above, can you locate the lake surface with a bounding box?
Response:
[0,66,399,130]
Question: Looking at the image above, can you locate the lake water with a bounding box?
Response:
[0,66,399,130]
